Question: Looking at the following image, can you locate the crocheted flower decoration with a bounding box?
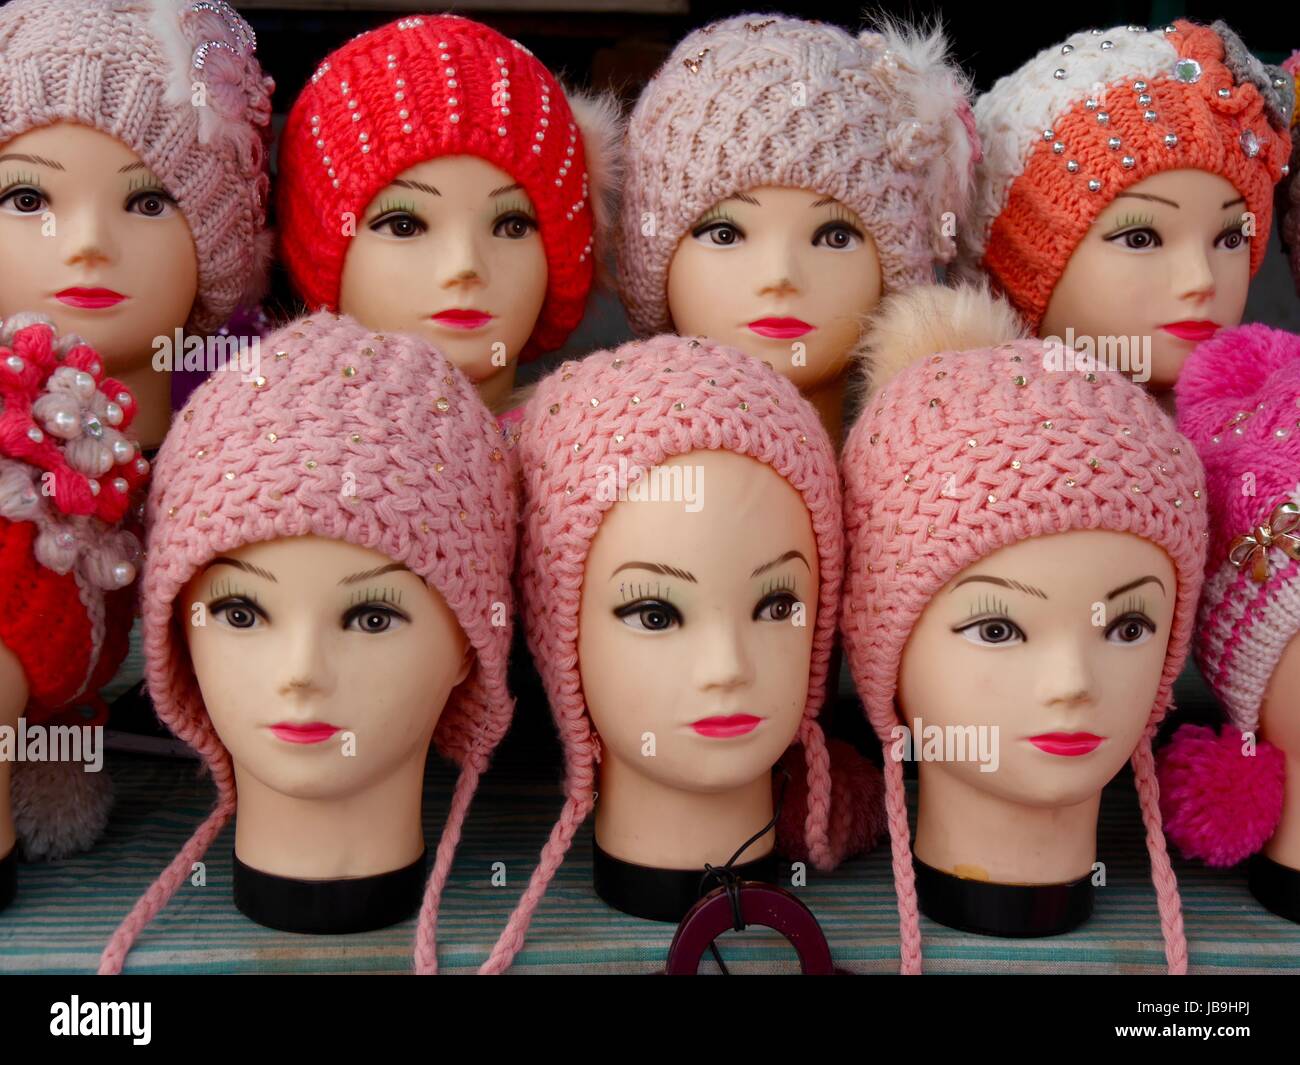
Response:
[0,314,145,591]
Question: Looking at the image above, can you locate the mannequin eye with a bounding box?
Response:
[210,596,266,630]
[343,604,408,634]
[614,598,682,633]
[1104,612,1155,646]
[1215,224,1248,251]
[953,617,1025,646]
[691,220,743,247]
[369,210,426,238]
[754,591,800,622]
[126,188,178,218]
[0,185,47,215]
[811,221,862,250]
[1104,226,1161,251]
[492,211,538,240]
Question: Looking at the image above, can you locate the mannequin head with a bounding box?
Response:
[1040,169,1251,391]
[338,154,548,390]
[180,535,471,804]
[98,312,518,975]
[666,188,882,394]
[278,15,620,411]
[0,123,198,377]
[617,15,977,438]
[579,448,818,797]
[962,20,1293,396]
[840,284,1207,972]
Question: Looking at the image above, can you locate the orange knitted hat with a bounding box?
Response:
[961,21,1294,332]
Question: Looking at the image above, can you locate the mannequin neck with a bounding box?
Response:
[115,362,171,450]
[803,369,847,448]
[915,761,1099,884]
[1264,751,1300,871]
[231,748,427,879]
[476,361,519,415]
[594,750,775,870]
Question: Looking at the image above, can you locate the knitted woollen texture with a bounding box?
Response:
[1175,324,1300,734]
[0,0,275,334]
[961,21,1294,332]
[480,335,843,974]
[840,286,1207,974]
[0,315,146,719]
[616,15,979,338]
[96,312,518,975]
[1280,52,1300,295]
[278,15,601,361]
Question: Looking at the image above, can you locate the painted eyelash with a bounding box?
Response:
[0,171,39,193]
[617,581,671,603]
[760,575,796,598]
[1104,213,1155,235]
[1117,594,1149,619]
[207,578,259,607]
[961,593,1010,621]
[494,197,536,221]
[348,586,403,608]
[1220,215,1247,233]
[126,176,171,197]
[693,205,739,229]
[824,203,863,230]
[371,199,418,219]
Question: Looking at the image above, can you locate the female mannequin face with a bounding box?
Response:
[0,122,199,376]
[666,187,882,395]
[899,529,1177,809]
[1040,169,1251,393]
[0,641,27,860]
[338,154,548,405]
[180,535,471,803]
[577,448,818,794]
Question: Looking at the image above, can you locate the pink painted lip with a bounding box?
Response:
[1027,732,1104,757]
[747,317,814,340]
[1160,320,1220,342]
[431,308,495,330]
[54,287,127,310]
[691,714,763,738]
[269,722,341,745]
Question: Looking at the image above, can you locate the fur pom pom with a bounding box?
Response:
[1157,724,1286,867]
[775,739,886,867]
[857,282,1026,400]
[566,88,625,291]
[11,758,114,860]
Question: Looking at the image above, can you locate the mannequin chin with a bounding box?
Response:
[578,448,819,871]
[666,186,882,443]
[0,642,28,864]
[0,122,199,449]
[1261,633,1300,872]
[899,529,1177,885]
[180,534,472,881]
[1040,169,1251,399]
[338,154,548,413]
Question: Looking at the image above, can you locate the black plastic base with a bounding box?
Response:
[913,855,1094,938]
[1248,853,1300,925]
[593,839,778,923]
[232,848,426,935]
[0,845,15,913]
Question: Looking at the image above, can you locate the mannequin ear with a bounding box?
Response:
[565,87,625,291]
[857,282,1025,399]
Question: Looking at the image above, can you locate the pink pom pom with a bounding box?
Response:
[1157,724,1286,867]
[776,739,886,867]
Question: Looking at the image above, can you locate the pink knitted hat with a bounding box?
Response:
[98,312,518,975]
[481,335,845,973]
[616,15,979,339]
[1156,324,1300,868]
[0,0,275,333]
[840,285,1207,974]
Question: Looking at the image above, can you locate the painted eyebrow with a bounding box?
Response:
[750,550,811,578]
[721,192,760,206]
[202,557,278,582]
[949,574,1048,599]
[810,196,838,208]
[339,562,410,585]
[490,183,524,196]
[609,561,697,582]
[118,161,148,174]
[1222,196,1246,208]
[0,153,64,171]
[1114,192,1179,209]
[390,179,440,196]
[1105,575,1166,600]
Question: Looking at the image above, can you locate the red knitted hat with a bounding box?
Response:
[278,14,619,361]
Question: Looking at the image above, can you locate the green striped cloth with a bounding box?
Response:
[1,747,1297,974]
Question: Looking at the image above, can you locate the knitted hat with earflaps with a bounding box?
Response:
[97,312,518,975]
[958,21,1293,332]
[0,0,275,332]
[480,334,864,974]
[840,284,1207,974]
[277,14,622,362]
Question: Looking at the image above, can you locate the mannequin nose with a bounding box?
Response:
[1036,639,1095,709]
[278,626,333,698]
[692,617,754,693]
[61,205,117,270]
[1173,245,1215,304]
[439,228,487,289]
[755,238,802,298]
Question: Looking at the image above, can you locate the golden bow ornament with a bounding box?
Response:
[1228,501,1300,582]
